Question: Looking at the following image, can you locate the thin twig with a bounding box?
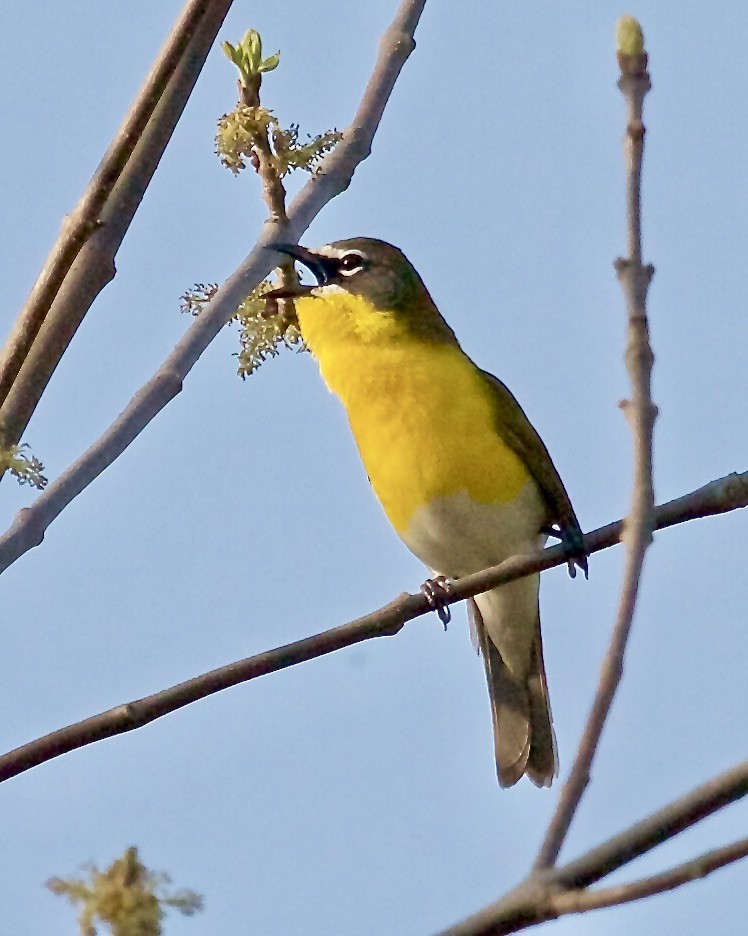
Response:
[234,70,297,316]
[551,837,748,914]
[0,0,235,462]
[440,762,748,936]
[554,761,748,890]
[0,472,746,782]
[535,18,656,871]
[0,0,428,574]
[237,74,288,223]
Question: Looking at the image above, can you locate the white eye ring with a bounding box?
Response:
[338,251,366,276]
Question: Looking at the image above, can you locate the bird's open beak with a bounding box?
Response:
[265,243,338,298]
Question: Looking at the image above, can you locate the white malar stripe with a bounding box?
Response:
[310,283,348,297]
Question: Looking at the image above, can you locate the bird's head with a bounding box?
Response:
[267,237,457,347]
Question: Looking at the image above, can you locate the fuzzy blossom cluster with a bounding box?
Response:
[215,104,276,175]
[0,442,47,489]
[215,106,341,177]
[181,282,303,378]
[47,847,202,936]
[270,122,342,176]
[235,286,303,379]
[215,29,340,177]
[188,28,330,376]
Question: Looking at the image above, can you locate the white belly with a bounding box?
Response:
[399,481,547,578]
[399,482,548,675]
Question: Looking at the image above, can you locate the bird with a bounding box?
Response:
[268,237,586,787]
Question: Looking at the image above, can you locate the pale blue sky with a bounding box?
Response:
[1,3,746,934]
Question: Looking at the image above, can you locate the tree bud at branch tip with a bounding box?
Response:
[616,16,645,56]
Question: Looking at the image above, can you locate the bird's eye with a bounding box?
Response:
[338,252,365,275]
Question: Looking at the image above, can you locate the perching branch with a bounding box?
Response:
[535,16,656,872]
[0,470,745,784]
[0,0,428,574]
[0,0,236,464]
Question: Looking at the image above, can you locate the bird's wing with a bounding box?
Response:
[479,368,587,576]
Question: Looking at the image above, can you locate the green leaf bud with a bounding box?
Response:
[616,15,645,56]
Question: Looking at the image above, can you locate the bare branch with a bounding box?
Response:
[535,18,656,871]
[552,837,748,914]
[436,24,748,936]
[440,761,748,936]
[1,472,745,783]
[554,761,748,890]
[0,0,428,573]
[0,0,236,458]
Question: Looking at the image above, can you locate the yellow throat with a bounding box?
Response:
[295,290,533,533]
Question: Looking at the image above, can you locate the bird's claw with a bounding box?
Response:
[421,575,453,629]
[541,525,588,580]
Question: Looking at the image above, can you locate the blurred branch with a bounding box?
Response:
[0,471,746,782]
[535,16,656,871]
[551,836,748,914]
[437,21,748,936]
[0,0,235,467]
[0,0,428,571]
[440,761,748,936]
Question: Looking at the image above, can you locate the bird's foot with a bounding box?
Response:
[420,575,453,630]
[541,525,589,580]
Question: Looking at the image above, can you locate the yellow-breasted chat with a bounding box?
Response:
[270,238,586,788]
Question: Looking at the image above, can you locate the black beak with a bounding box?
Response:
[266,243,339,298]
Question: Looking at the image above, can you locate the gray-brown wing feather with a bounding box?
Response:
[478,368,587,574]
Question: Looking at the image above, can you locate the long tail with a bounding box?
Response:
[468,597,557,788]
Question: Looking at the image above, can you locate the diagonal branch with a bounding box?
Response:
[0,471,745,783]
[0,0,428,572]
[440,761,748,936]
[534,17,656,871]
[555,760,748,890]
[551,837,748,914]
[0,0,236,460]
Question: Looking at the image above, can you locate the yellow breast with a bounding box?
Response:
[295,292,532,533]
